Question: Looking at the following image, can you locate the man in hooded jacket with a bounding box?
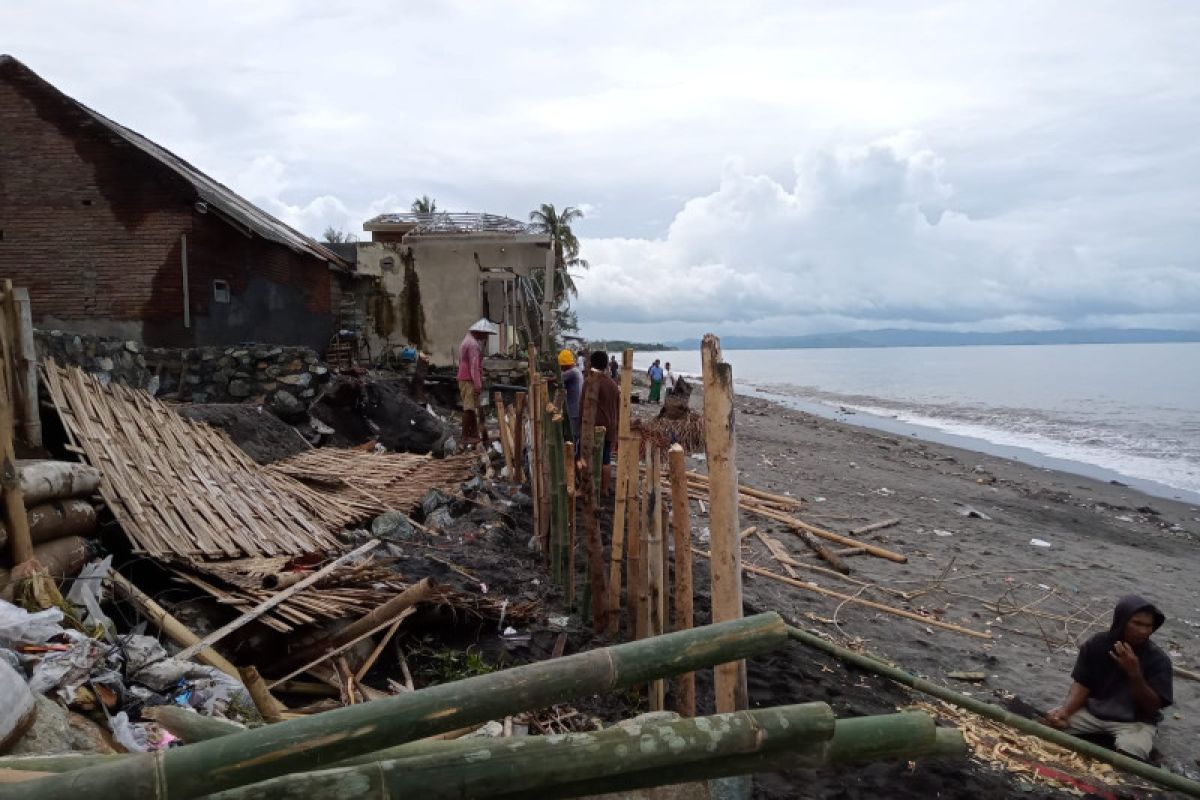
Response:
[1044,595,1173,760]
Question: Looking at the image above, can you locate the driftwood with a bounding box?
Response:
[703,553,989,639]
[850,517,901,535]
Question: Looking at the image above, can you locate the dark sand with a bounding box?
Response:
[628,379,1200,797]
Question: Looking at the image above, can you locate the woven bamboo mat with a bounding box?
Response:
[43,361,341,559]
[266,449,476,527]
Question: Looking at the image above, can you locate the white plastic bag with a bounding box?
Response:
[0,599,64,647]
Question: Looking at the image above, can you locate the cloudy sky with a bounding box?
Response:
[7,1,1200,341]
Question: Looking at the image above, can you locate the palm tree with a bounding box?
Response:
[411,195,438,214]
[529,204,586,303]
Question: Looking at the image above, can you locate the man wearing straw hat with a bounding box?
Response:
[457,318,498,450]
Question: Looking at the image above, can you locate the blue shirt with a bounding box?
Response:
[648,365,663,382]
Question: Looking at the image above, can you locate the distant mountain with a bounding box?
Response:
[666,328,1200,351]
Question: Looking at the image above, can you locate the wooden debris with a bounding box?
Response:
[850,517,901,535]
[174,539,382,661]
[266,449,476,528]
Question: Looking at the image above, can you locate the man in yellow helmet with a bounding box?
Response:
[559,348,582,445]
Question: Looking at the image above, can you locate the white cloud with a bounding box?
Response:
[5,1,1200,337]
[575,135,1200,338]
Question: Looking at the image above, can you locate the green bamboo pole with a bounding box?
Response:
[3,613,789,800]
[492,711,966,800]
[786,625,1200,798]
[209,703,836,800]
[545,405,567,588]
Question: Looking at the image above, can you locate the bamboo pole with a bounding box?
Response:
[6,614,791,800]
[493,392,514,477]
[0,290,32,569]
[175,539,382,661]
[564,441,576,604]
[545,405,567,587]
[207,703,837,800]
[106,571,240,678]
[850,517,901,535]
[667,444,695,716]
[646,447,666,711]
[577,370,607,632]
[684,470,803,509]
[537,381,552,552]
[239,666,287,723]
[635,459,651,642]
[748,505,907,564]
[702,553,990,639]
[786,625,1200,798]
[494,712,962,800]
[142,706,245,741]
[626,449,644,640]
[701,333,746,713]
[512,391,526,478]
[269,577,434,678]
[606,434,636,637]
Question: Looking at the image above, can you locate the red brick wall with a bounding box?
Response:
[0,62,334,349]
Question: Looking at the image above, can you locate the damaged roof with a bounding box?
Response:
[0,55,349,269]
[364,211,535,236]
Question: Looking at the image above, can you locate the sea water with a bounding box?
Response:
[633,343,1200,503]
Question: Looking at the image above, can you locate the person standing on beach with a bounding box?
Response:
[590,350,620,497]
[1043,595,1172,760]
[647,359,664,403]
[609,355,619,380]
[456,318,497,450]
[664,362,676,393]
[559,348,583,445]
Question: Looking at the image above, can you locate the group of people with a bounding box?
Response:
[645,358,675,403]
[558,347,618,496]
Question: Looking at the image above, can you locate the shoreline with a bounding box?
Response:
[746,386,1200,506]
[628,350,1199,505]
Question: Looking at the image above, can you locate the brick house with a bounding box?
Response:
[0,55,352,350]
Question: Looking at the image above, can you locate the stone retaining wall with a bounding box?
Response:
[35,330,331,403]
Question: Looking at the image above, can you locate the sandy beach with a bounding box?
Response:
[627,375,1200,797]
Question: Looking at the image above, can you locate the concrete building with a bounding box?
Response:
[0,55,352,350]
[355,212,552,366]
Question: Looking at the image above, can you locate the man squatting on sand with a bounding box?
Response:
[456,318,498,450]
[1044,595,1173,760]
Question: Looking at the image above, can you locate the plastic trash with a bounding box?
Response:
[1029,538,1052,548]
[0,599,65,647]
[110,711,149,752]
[66,556,114,634]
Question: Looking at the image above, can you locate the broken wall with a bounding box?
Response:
[355,237,550,366]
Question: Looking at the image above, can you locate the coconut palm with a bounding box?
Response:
[529,204,586,302]
[411,195,438,214]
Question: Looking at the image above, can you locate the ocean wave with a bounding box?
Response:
[749,381,1200,496]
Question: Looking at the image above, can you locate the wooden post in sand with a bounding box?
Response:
[667,444,696,716]
[537,382,553,553]
[578,371,608,632]
[564,441,577,604]
[606,349,636,636]
[646,447,665,710]
[526,346,544,552]
[701,333,746,713]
